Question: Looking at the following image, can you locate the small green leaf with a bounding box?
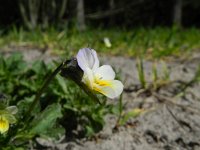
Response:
[29,103,62,135]
[119,108,144,125]
[56,75,68,93]
[85,126,95,136]
[31,61,47,75]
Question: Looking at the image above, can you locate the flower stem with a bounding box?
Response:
[115,93,123,128]
[23,61,66,123]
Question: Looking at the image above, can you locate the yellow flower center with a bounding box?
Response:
[93,76,112,93]
[0,116,9,134]
[95,78,111,86]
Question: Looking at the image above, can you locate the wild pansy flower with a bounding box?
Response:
[0,106,18,134]
[76,48,123,99]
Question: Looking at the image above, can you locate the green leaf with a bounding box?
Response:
[119,108,144,125]
[6,53,27,74]
[29,103,62,136]
[56,75,68,93]
[85,125,95,136]
[31,61,47,75]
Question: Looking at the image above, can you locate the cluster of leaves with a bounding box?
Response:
[0,53,113,148]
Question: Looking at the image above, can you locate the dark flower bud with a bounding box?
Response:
[60,57,83,83]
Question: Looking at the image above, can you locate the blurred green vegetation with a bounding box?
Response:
[0,27,200,58]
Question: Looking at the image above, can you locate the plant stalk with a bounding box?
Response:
[23,61,66,123]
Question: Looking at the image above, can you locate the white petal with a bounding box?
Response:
[91,49,99,70]
[76,48,99,71]
[94,65,115,80]
[4,114,17,124]
[82,67,94,89]
[6,106,18,114]
[95,80,123,99]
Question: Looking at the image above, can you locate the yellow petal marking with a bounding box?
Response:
[95,79,111,86]
[0,116,9,134]
[93,77,112,94]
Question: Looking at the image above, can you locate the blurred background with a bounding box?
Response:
[1,0,200,29]
[0,0,200,58]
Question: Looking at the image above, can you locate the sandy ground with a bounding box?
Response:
[2,48,200,150]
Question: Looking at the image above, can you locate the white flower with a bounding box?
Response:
[76,48,123,99]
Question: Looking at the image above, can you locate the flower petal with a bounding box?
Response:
[4,114,16,124]
[94,80,123,99]
[94,65,115,80]
[76,48,99,71]
[0,116,9,134]
[82,67,94,89]
[6,106,18,114]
